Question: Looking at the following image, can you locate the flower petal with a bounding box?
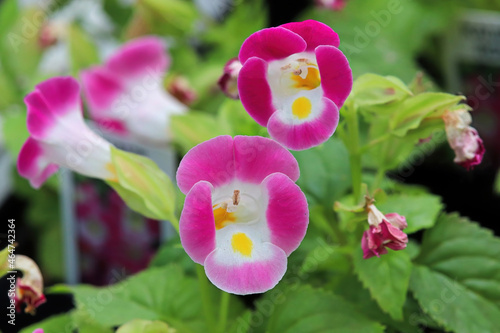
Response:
[267,97,339,150]
[204,241,287,295]
[234,136,299,183]
[179,181,217,264]
[176,135,235,194]
[106,36,169,82]
[25,77,81,140]
[262,172,308,255]
[238,57,275,126]
[280,20,340,51]
[239,27,306,63]
[80,67,124,118]
[17,138,59,189]
[315,45,352,109]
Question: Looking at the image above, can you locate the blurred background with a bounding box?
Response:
[1,0,500,330]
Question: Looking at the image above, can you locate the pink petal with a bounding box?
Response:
[280,20,340,51]
[204,242,287,295]
[262,172,308,255]
[239,27,306,64]
[238,57,275,126]
[106,36,169,81]
[176,135,235,194]
[385,213,408,230]
[361,231,376,259]
[25,77,81,139]
[234,136,299,183]
[267,97,339,150]
[17,137,59,189]
[179,181,217,264]
[80,67,124,118]
[315,45,352,109]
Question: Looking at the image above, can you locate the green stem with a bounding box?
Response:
[217,291,230,333]
[359,133,391,154]
[346,104,362,203]
[196,265,216,332]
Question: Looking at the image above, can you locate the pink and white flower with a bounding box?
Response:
[361,203,408,259]
[12,255,46,314]
[443,109,485,170]
[177,135,308,294]
[237,20,352,150]
[17,77,116,189]
[81,37,187,146]
[218,58,243,99]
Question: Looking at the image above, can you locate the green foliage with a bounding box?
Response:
[20,312,74,333]
[293,138,351,206]
[68,24,100,75]
[107,147,176,223]
[376,192,443,234]
[411,213,500,333]
[117,319,176,333]
[353,248,412,320]
[253,285,385,333]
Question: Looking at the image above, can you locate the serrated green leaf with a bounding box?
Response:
[390,93,464,137]
[353,248,412,320]
[292,138,351,206]
[107,147,176,223]
[351,73,412,107]
[376,193,442,234]
[410,213,500,333]
[71,265,204,333]
[261,286,385,333]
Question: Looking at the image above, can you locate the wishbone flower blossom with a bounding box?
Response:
[361,201,408,259]
[443,109,485,170]
[177,135,308,294]
[238,20,352,150]
[12,255,46,314]
[81,36,187,146]
[17,76,116,189]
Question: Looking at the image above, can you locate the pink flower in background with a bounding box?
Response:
[443,109,485,170]
[81,37,187,146]
[361,204,408,259]
[177,135,308,294]
[17,77,116,189]
[11,256,46,314]
[237,20,352,150]
[218,58,243,99]
[315,0,347,11]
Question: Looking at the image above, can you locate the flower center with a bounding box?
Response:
[213,190,242,230]
[290,65,321,91]
[231,232,253,256]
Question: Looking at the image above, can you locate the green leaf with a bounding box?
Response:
[292,138,351,206]
[411,213,500,333]
[0,0,18,40]
[68,24,100,75]
[390,93,464,137]
[170,112,229,154]
[353,248,412,320]
[71,265,205,332]
[376,192,442,234]
[137,0,198,38]
[2,109,29,157]
[117,319,175,333]
[217,99,267,137]
[150,238,196,277]
[351,73,412,107]
[20,312,74,333]
[107,147,176,223]
[259,286,385,333]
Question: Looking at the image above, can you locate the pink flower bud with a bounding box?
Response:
[167,76,197,106]
[315,0,347,11]
[443,110,485,170]
[362,206,408,259]
[218,58,242,99]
